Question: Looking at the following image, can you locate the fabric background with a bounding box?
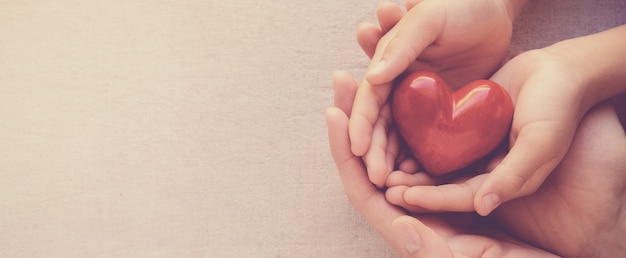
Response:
[1,0,624,257]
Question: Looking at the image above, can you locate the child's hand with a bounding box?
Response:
[350,0,526,186]
[386,100,626,257]
[385,49,590,215]
[364,0,524,87]
[476,49,588,215]
[387,24,626,216]
[475,25,626,215]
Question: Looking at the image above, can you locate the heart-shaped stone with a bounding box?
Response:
[391,71,514,176]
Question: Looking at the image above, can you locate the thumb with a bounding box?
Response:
[391,216,454,258]
[365,3,442,85]
[474,123,572,216]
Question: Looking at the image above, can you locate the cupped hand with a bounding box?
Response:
[475,25,626,216]
[386,46,599,213]
[328,70,560,258]
[493,99,626,257]
[386,98,626,257]
[350,0,520,187]
[349,0,520,163]
[365,0,517,86]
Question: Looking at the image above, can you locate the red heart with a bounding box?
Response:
[391,71,514,176]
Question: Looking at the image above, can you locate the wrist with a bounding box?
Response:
[539,40,592,116]
[542,25,626,114]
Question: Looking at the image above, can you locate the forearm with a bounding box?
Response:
[545,24,626,111]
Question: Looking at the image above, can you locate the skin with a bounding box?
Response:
[328,70,626,257]
[350,0,527,189]
[328,71,557,257]
[353,0,626,216]
[331,2,626,255]
[385,25,626,215]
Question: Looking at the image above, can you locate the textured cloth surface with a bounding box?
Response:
[0,0,624,257]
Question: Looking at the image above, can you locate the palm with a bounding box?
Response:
[493,102,626,257]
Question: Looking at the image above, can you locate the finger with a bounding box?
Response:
[386,171,437,188]
[356,2,404,60]
[348,79,393,156]
[386,188,424,213]
[398,158,421,174]
[327,107,365,187]
[403,174,489,212]
[356,22,382,59]
[332,70,359,116]
[399,215,557,258]
[386,186,431,213]
[392,216,455,258]
[474,122,572,216]
[326,107,408,250]
[365,3,443,85]
[405,0,425,10]
[327,107,379,211]
[363,103,395,187]
[385,171,438,214]
[385,125,402,174]
[376,1,404,34]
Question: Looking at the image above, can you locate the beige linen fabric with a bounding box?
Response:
[0,0,624,257]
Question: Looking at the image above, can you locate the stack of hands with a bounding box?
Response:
[326,1,626,257]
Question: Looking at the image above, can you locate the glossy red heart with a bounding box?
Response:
[391,71,514,176]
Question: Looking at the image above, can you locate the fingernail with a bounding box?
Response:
[481,193,501,215]
[397,222,421,254]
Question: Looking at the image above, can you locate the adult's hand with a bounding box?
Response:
[386,100,626,257]
[328,71,559,258]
